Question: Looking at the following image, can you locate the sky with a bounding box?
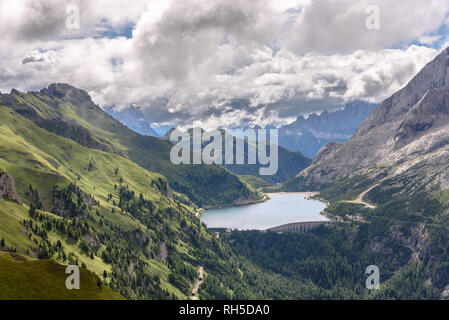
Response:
[1,0,449,130]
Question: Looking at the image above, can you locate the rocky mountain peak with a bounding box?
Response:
[357,47,449,136]
[40,83,100,111]
[289,46,449,190]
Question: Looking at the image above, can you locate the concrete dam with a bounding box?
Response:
[267,221,335,233]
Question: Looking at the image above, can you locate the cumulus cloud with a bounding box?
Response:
[0,0,448,129]
[22,50,59,66]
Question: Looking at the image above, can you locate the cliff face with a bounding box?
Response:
[0,172,22,205]
[290,47,449,191]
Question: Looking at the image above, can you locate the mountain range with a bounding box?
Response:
[278,101,377,157]
[286,47,449,194]
[105,101,376,159]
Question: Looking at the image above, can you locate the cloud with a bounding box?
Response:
[0,0,448,129]
[0,0,150,41]
[285,0,449,54]
[419,35,442,45]
[22,50,58,65]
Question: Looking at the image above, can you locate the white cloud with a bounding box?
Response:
[0,0,448,129]
[419,35,442,45]
[285,0,449,54]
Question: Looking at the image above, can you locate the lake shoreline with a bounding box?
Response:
[265,192,319,196]
[201,192,329,230]
[201,195,269,211]
[201,192,321,212]
[266,192,329,213]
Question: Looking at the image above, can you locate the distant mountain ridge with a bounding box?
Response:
[278,101,377,157]
[104,105,159,137]
[106,100,376,159]
[164,128,312,185]
[104,104,173,138]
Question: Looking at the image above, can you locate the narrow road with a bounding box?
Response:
[190,266,204,300]
[342,184,379,209]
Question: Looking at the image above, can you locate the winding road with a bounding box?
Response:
[190,266,204,300]
[341,183,380,209]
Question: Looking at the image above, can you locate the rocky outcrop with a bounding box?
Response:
[291,47,449,191]
[0,171,22,205]
[40,83,103,112]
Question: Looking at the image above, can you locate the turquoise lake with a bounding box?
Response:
[201,193,328,230]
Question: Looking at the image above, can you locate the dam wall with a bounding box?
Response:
[267,221,335,233]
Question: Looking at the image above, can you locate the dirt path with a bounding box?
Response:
[190,266,204,300]
[342,184,380,209]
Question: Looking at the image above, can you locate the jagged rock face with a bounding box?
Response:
[0,172,22,205]
[278,101,377,157]
[40,83,101,111]
[295,47,449,190]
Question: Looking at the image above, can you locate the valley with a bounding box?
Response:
[2,48,449,300]
[3,0,449,306]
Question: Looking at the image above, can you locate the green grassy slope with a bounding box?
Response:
[0,106,219,299]
[0,252,123,300]
[1,85,260,207]
[237,175,273,190]
[0,106,175,211]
